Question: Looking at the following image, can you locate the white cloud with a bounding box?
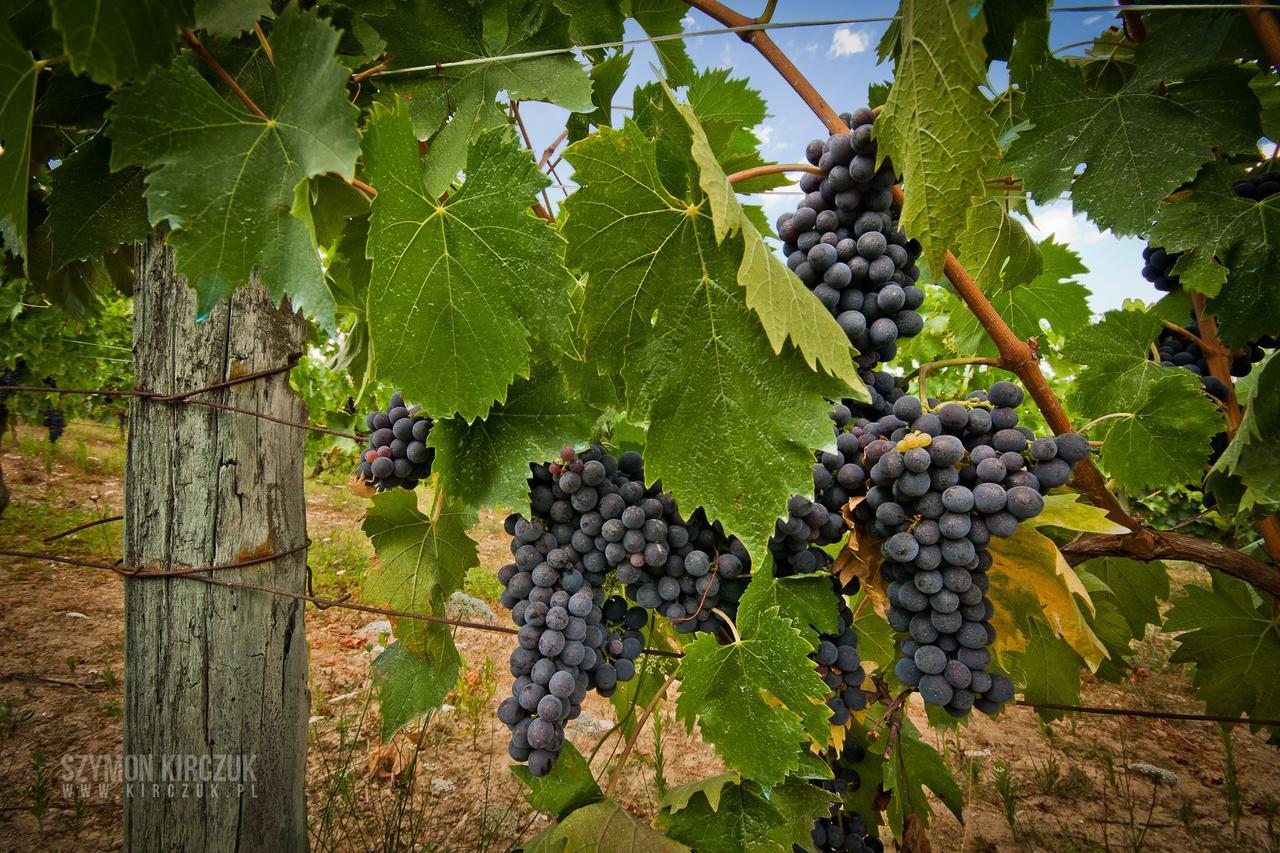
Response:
[1083,14,1103,24]
[828,27,871,58]
[754,124,775,146]
[680,14,696,29]
[1017,200,1109,246]
[804,42,819,54]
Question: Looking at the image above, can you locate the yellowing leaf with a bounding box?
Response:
[985,524,1107,669]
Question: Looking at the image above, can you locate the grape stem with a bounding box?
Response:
[180,28,268,120]
[712,607,741,643]
[253,22,274,64]
[911,357,1001,407]
[725,163,824,184]
[680,0,1139,532]
[1159,319,1210,351]
[1244,0,1280,69]
[603,672,677,797]
[1076,412,1134,435]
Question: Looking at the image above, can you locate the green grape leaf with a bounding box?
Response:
[310,173,371,251]
[1005,616,1084,721]
[524,800,689,853]
[361,489,478,653]
[1064,309,1222,492]
[372,637,461,738]
[1165,572,1280,726]
[108,8,359,326]
[511,741,602,819]
[1149,161,1280,346]
[552,0,623,44]
[50,0,193,86]
[683,69,787,194]
[982,0,1047,62]
[1081,557,1170,638]
[878,715,963,836]
[1090,370,1221,494]
[953,197,1042,294]
[877,0,999,273]
[738,571,840,649]
[366,0,591,195]
[568,49,631,141]
[363,100,575,420]
[46,136,149,268]
[564,119,845,558]
[1007,31,1261,235]
[629,0,694,87]
[1214,352,1280,506]
[429,366,595,511]
[0,19,37,260]
[656,774,835,853]
[674,593,831,785]
[849,588,896,680]
[195,0,270,37]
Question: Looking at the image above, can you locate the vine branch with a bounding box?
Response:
[727,163,823,184]
[180,28,268,120]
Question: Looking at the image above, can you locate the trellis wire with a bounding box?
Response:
[1,544,1274,723]
[371,4,1280,79]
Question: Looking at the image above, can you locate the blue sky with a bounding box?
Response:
[517,2,1150,313]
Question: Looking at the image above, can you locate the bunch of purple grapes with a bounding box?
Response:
[774,107,924,418]
[846,380,1089,716]
[355,392,433,490]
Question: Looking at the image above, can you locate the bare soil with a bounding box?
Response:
[1,425,1278,852]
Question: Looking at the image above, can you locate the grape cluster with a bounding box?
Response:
[847,381,1090,716]
[497,447,656,777]
[802,742,883,853]
[1154,323,1275,402]
[355,392,434,490]
[815,575,867,726]
[775,108,925,370]
[1232,171,1280,201]
[43,407,65,444]
[1140,244,1181,293]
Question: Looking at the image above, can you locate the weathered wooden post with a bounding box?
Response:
[123,238,310,850]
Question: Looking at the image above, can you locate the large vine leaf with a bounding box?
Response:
[46,136,149,268]
[1063,309,1222,492]
[877,715,963,837]
[1077,571,1145,683]
[1007,21,1261,235]
[429,366,595,511]
[674,590,831,786]
[0,18,37,260]
[1165,572,1280,727]
[563,118,844,558]
[49,0,192,86]
[363,100,575,420]
[511,742,602,820]
[108,8,359,326]
[1213,352,1280,507]
[656,773,835,853]
[524,800,689,853]
[361,489,478,654]
[876,0,999,273]
[1150,161,1280,346]
[195,0,271,37]
[365,0,591,196]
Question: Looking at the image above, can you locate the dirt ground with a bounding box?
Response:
[1,424,1278,852]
